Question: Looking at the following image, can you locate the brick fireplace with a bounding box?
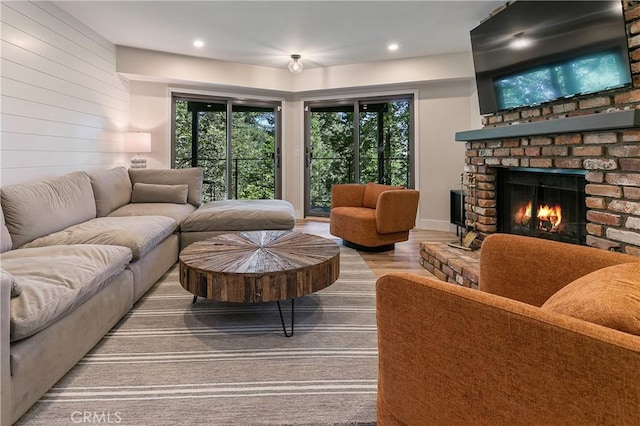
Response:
[455,1,640,256]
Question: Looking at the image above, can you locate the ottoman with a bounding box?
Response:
[179,199,296,248]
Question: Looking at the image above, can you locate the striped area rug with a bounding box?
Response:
[17,246,378,425]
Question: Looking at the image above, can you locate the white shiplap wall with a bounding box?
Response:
[0,1,130,185]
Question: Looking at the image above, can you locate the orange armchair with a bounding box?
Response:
[329,182,419,251]
[376,234,640,425]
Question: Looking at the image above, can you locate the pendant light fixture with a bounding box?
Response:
[288,54,304,73]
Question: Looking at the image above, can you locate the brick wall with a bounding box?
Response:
[463,1,640,256]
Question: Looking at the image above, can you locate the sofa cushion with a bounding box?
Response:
[541,262,640,336]
[129,168,203,207]
[0,171,96,248]
[180,199,296,232]
[1,203,12,253]
[89,167,132,217]
[108,202,196,226]
[1,268,20,297]
[362,183,403,209]
[22,216,177,261]
[2,245,132,341]
[131,182,188,204]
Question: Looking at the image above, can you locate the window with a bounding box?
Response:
[304,95,414,216]
[172,93,282,201]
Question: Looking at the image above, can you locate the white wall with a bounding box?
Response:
[0,1,130,185]
[118,46,475,94]
[117,46,292,93]
[292,53,475,93]
[128,82,168,169]
[417,81,475,231]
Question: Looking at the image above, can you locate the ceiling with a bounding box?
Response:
[54,1,505,70]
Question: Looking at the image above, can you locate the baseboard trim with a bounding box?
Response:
[419,219,456,232]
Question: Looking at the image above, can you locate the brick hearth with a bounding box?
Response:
[419,242,479,289]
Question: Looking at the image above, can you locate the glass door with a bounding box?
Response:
[359,100,411,186]
[231,104,279,200]
[304,103,356,216]
[174,100,227,201]
[304,96,414,217]
[172,95,282,202]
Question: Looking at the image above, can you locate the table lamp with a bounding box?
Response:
[125,132,151,169]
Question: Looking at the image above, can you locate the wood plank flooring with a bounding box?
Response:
[295,219,457,279]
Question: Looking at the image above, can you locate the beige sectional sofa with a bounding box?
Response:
[0,166,295,425]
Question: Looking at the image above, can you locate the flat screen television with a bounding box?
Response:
[471,1,632,115]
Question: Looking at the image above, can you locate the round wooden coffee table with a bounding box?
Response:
[179,230,340,336]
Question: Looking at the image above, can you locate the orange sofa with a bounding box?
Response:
[376,234,640,425]
[329,183,419,251]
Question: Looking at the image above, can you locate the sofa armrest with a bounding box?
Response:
[1,277,11,426]
[479,233,639,307]
[375,190,419,234]
[330,184,365,208]
[376,272,640,426]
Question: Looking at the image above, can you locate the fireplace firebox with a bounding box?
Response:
[497,168,587,246]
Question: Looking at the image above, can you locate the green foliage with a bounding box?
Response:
[358,102,410,186]
[231,111,276,200]
[309,101,411,212]
[309,111,355,210]
[174,101,275,202]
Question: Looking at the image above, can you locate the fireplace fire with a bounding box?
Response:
[498,168,586,246]
[514,201,563,232]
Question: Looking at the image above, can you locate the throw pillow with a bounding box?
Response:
[131,183,189,204]
[1,268,21,298]
[541,262,640,336]
[128,168,203,207]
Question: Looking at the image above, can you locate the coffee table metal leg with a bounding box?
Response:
[277,299,294,337]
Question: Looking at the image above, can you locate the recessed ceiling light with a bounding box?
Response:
[193,40,204,48]
[388,43,399,51]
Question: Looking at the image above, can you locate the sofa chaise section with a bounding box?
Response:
[180,199,296,248]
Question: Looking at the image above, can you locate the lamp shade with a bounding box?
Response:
[125,132,151,153]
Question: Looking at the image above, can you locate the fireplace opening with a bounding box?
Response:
[497,168,587,245]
